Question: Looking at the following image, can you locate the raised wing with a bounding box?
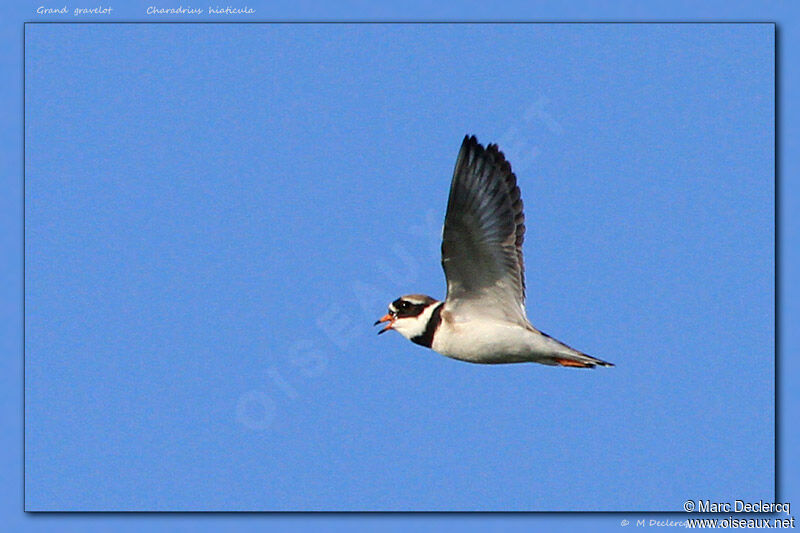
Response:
[441,135,527,324]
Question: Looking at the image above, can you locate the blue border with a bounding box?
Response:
[4,1,796,530]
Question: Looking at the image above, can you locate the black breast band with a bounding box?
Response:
[411,303,444,348]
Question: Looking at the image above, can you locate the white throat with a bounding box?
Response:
[392,302,440,341]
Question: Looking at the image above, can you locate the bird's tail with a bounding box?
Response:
[532,328,615,368]
[551,353,615,368]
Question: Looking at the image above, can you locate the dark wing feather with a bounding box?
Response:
[441,135,527,323]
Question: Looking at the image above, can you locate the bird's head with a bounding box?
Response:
[374,294,440,341]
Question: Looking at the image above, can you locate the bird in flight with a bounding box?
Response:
[374,135,613,368]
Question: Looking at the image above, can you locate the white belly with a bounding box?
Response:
[431,318,554,364]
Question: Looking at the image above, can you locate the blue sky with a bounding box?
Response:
[23,22,774,513]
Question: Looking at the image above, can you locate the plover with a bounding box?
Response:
[375,135,613,368]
